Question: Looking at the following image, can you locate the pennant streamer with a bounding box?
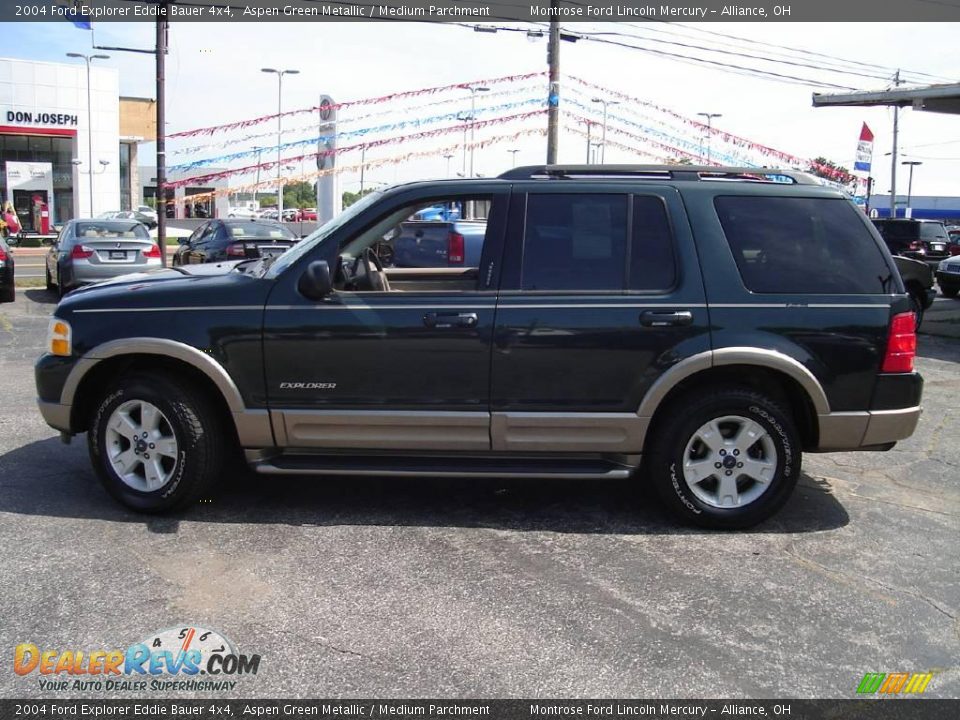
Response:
[167,71,547,139]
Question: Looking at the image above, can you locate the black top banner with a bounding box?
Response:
[4,0,960,23]
[1,700,958,719]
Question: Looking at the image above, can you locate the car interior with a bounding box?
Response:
[333,197,493,293]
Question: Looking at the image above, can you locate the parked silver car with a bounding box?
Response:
[45,220,162,298]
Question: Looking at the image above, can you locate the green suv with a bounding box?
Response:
[35,166,923,529]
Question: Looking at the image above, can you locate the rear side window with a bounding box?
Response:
[715,196,895,295]
[521,194,676,292]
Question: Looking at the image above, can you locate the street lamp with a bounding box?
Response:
[261,68,299,217]
[507,148,520,167]
[66,52,110,217]
[443,152,455,177]
[696,112,722,164]
[456,112,472,176]
[590,98,620,164]
[902,160,923,212]
[465,85,489,177]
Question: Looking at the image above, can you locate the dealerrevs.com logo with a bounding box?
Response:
[14,626,261,692]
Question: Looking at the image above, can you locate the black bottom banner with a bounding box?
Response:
[1,700,956,720]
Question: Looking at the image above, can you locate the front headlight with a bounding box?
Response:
[47,318,72,357]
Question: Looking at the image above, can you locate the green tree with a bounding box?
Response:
[342,188,377,208]
[283,181,315,209]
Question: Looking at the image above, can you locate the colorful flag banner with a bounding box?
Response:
[854,123,874,173]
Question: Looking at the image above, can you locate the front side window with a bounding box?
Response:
[715,196,895,294]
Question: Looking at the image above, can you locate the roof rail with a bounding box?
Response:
[498,164,823,185]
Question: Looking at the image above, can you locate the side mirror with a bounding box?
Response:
[298,260,333,300]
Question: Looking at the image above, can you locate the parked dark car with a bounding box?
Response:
[36,165,922,530]
[892,255,936,327]
[871,218,951,267]
[0,234,15,303]
[171,219,298,266]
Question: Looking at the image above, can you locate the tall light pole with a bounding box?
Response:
[66,52,110,217]
[465,85,489,177]
[261,68,299,218]
[456,112,471,176]
[443,152,455,176]
[697,112,722,165]
[507,148,520,167]
[902,160,922,212]
[591,98,619,164]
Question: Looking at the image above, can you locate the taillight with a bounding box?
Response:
[226,242,247,258]
[447,232,465,264]
[881,312,917,373]
[0,247,7,261]
[143,244,162,258]
[71,244,94,259]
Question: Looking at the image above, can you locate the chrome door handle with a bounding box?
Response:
[639,310,694,327]
[423,312,478,328]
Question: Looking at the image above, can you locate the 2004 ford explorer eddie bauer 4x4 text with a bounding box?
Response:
[35,165,923,529]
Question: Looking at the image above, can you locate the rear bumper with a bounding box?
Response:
[815,406,921,451]
[66,261,162,286]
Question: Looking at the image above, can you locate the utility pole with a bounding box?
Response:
[890,69,901,217]
[507,148,519,167]
[584,120,592,163]
[443,152,455,176]
[155,2,168,265]
[546,0,560,165]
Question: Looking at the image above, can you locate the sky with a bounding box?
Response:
[3,19,959,199]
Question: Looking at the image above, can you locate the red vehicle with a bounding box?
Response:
[300,207,317,221]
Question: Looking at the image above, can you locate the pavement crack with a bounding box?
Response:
[783,543,959,633]
[313,637,370,660]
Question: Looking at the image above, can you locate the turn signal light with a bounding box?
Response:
[48,319,72,357]
[881,312,916,373]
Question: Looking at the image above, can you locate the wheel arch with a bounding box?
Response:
[64,339,245,435]
[638,348,828,451]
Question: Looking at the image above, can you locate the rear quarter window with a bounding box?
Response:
[714,196,896,295]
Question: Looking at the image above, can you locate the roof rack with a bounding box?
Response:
[498,164,823,185]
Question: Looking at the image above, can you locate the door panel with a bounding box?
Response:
[491,186,710,451]
[262,185,510,450]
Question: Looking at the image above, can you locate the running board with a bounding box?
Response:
[251,453,635,480]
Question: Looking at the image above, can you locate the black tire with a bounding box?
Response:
[88,372,227,512]
[45,266,55,292]
[908,289,925,330]
[645,387,801,530]
[941,284,959,299]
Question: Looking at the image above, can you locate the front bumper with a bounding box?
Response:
[935,270,960,288]
[37,399,72,433]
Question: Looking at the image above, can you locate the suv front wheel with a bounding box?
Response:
[646,388,801,529]
[88,372,226,512]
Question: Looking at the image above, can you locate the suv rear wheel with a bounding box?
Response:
[88,372,226,512]
[646,387,801,529]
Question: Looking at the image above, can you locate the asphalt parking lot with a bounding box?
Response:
[0,288,957,699]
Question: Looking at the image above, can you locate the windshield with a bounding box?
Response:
[225,221,296,240]
[265,190,383,278]
[919,223,948,240]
